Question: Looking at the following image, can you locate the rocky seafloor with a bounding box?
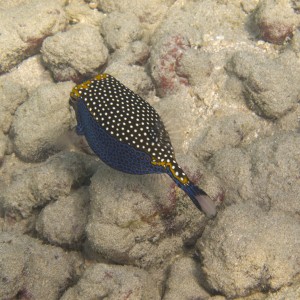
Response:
[0,0,300,299]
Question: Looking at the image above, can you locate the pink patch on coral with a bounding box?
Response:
[258,21,294,44]
[154,35,190,96]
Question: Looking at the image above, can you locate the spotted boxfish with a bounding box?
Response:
[70,74,216,217]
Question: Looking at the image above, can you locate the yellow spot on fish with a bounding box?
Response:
[151,159,189,184]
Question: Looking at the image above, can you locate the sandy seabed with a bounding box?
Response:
[0,0,300,299]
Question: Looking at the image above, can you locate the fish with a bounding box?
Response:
[70,74,216,217]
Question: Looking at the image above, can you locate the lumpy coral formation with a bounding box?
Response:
[0,0,300,299]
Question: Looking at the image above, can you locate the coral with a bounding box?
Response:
[151,35,190,96]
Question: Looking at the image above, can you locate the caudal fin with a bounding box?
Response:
[183,183,217,217]
[193,193,216,217]
[165,162,216,217]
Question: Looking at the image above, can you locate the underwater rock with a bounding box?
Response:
[110,41,150,66]
[265,282,300,299]
[198,203,300,298]
[101,11,142,50]
[1,55,53,94]
[192,113,260,160]
[65,0,105,27]
[209,146,252,206]
[61,263,160,300]
[42,24,108,82]
[0,232,82,300]
[227,51,300,119]
[96,0,169,24]
[247,132,300,214]
[85,164,208,268]
[1,151,95,219]
[0,79,28,134]
[149,0,248,96]
[0,0,66,73]
[36,187,89,246]
[163,257,210,300]
[0,132,8,165]
[176,49,214,88]
[0,237,26,299]
[11,81,74,162]
[210,132,300,214]
[254,0,298,44]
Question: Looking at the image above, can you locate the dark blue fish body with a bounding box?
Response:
[75,98,165,175]
[70,74,216,217]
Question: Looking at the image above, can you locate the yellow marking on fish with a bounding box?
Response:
[70,73,108,98]
[151,159,189,184]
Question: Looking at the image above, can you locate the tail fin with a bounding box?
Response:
[164,162,216,217]
[182,183,216,218]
